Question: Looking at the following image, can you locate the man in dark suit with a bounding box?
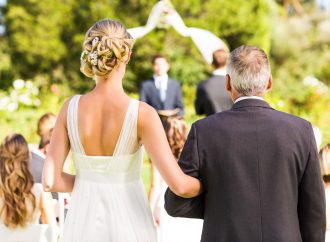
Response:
[165,45,325,242]
[195,49,233,116]
[140,54,184,115]
[140,54,184,215]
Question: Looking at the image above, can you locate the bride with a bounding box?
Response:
[42,19,202,242]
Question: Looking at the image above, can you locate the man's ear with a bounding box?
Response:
[226,74,232,92]
[266,75,273,92]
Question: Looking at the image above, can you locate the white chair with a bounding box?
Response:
[56,192,70,238]
[0,224,58,242]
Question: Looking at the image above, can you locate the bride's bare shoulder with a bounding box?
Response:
[137,101,160,130]
[55,96,76,127]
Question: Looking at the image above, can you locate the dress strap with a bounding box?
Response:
[67,95,85,154]
[113,99,140,156]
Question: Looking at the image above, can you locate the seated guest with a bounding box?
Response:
[319,143,330,241]
[37,113,56,138]
[31,113,56,183]
[153,110,203,242]
[0,134,55,228]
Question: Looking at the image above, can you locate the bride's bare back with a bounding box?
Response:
[77,92,131,156]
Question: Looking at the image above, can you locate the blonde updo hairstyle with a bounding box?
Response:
[80,19,135,78]
[0,134,36,229]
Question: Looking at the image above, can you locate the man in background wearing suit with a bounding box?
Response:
[140,54,184,115]
[140,54,184,217]
[195,49,233,116]
[165,45,325,242]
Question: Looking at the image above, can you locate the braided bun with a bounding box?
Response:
[80,19,134,78]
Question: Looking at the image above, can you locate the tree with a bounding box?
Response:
[1,0,272,93]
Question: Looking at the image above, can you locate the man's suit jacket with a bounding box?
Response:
[165,99,325,242]
[30,150,45,183]
[195,74,233,116]
[140,78,184,115]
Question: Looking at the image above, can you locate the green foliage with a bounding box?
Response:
[0,0,272,93]
[0,0,329,146]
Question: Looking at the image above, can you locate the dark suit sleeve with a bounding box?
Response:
[194,83,206,115]
[164,123,205,218]
[298,124,326,242]
[139,82,148,102]
[175,82,184,115]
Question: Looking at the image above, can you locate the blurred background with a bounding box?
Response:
[0,0,329,148]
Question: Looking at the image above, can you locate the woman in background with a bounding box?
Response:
[319,143,330,241]
[152,110,203,242]
[0,134,55,229]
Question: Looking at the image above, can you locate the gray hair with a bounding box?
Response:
[226,45,271,96]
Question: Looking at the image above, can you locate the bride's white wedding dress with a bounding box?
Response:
[61,95,157,242]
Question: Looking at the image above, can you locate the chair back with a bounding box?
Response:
[0,224,58,242]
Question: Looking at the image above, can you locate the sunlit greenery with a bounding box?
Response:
[0,0,329,148]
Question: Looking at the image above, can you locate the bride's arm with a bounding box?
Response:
[42,100,75,192]
[138,102,202,198]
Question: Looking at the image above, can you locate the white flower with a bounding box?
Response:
[18,94,32,105]
[0,96,10,109]
[13,79,25,90]
[31,87,39,96]
[33,99,41,107]
[7,102,18,112]
[92,37,99,45]
[90,51,98,66]
[25,81,33,89]
[80,50,88,62]
[10,90,18,100]
[303,76,320,87]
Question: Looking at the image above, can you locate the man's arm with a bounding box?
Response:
[164,123,205,218]
[298,124,326,242]
[194,82,206,115]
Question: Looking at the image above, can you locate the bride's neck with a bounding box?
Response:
[94,64,126,95]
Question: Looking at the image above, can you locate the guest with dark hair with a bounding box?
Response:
[31,113,55,184]
[140,54,184,115]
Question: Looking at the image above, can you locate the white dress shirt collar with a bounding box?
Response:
[234,96,265,104]
[212,69,227,76]
[153,74,168,90]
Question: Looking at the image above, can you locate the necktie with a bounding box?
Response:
[157,77,166,102]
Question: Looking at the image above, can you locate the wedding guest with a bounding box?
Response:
[31,113,56,183]
[140,54,184,115]
[37,112,56,138]
[153,110,203,242]
[140,55,185,206]
[0,134,55,229]
[319,143,330,241]
[195,49,233,116]
[31,129,53,183]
